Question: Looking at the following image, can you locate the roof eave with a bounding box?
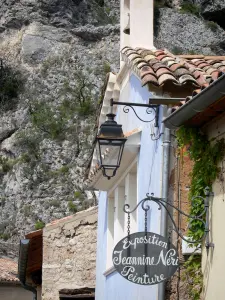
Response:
[163,73,225,129]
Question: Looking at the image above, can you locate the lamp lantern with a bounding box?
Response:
[96,113,127,180]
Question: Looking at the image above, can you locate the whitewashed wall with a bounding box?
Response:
[95,74,164,300]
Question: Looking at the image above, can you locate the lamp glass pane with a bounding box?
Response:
[103,167,117,178]
[98,139,125,167]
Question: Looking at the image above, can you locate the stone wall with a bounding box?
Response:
[42,207,98,300]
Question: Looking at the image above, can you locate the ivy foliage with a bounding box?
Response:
[177,126,225,299]
[183,254,203,300]
[177,127,225,239]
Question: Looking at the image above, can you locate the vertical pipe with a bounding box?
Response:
[158,107,172,300]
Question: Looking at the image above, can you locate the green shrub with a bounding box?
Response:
[35,220,45,230]
[17,131,41,160]
[68,200,77,213]
[103,61,111,74]
[0,197,6,207]
[172,46,183,55]
[48,165,70,178]
[206,21,218,32]
[40,56,61,77]
[0,156,16,173]
[20,153,32,163]
[154,0,166,8]
[0,63,24,111]
[0,233,10,241]
[74,191,82,198]
[49,199,61,207]
[77,101,93,116]
[30,102,66,140]
[59,165,70,174]
[90,0,117,24]
[180,2,200,16]
[23,205,31,217]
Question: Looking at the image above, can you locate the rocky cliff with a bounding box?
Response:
[155,0,225,54]
[0,0,120,257]
[0,0,225,257]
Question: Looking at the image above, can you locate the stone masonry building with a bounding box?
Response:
[19,206,98,300]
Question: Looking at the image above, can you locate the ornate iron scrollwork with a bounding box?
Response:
[110,99,160,127]
[123,187,214,250]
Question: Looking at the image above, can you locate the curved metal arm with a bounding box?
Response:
[123,105,156,123]
[110,99,160,127]
[123,188,213,249]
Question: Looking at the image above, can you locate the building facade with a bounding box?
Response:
[87,1,225,299]
[18,207,98,300]
[91,73,166,300]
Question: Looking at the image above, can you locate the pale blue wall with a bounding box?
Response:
[95,74,163,300]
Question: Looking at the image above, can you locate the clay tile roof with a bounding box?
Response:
[121,47,225,89]
[0,258,19,283]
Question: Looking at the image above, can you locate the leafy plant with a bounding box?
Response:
[17,130,41,160]
[23,205,31,217]
[103,61,111,74]
[177,126,225,298]
[49,199,61,208]
[35,220,45,230]
[180,2,200,16]
[74,191,82,198]
[154,0,167,8]
[172,46,183,55]
[182,255,203,300]
[68,200,77,213]
[0,156,17,173]
[0,233,10,241]
[90,0,117,24]
[29,102,66,140]
[206,21,218,32]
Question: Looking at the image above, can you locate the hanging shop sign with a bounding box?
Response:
[112,231,179,285]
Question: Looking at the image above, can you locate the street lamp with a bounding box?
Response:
[96,97,184,180]
[96,113,127,180]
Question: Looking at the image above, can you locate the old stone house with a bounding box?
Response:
[0,257,32,300]
[18,206,97,300]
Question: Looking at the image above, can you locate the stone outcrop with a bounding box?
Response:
[195,0,225,30]
[0,0,225,258]
[0,0,120,252]
[154,6,225,55]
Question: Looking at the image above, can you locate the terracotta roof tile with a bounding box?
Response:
[0,258,19,283]
[121,47,225,89]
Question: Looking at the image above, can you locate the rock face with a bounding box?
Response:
[154,7,225,55]
[0,0,120,256]
[195,0,225,29]
[0,0,225,257]
[154,0,225,55]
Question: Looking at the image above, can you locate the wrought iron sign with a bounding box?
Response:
[112,187,213,285]
[113,232,179,285]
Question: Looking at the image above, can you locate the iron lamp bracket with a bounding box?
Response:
[110,99,160,127]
